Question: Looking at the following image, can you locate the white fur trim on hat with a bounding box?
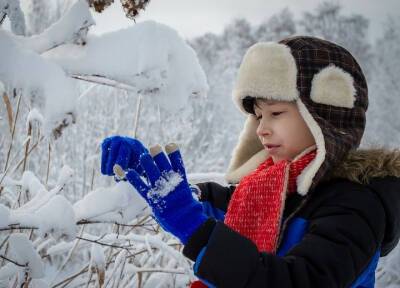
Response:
[225,149,269,184]
[295,99,326,195]
[225,115,268,184]
[232,42,299,113]
[310,65,356,108]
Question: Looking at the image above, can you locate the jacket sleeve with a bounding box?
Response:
[194,181,236,212]
[183,181,386,288]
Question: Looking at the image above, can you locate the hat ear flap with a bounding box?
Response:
[310,65,356,108]
[225,115,267,184]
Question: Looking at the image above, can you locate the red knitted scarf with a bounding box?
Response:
[224,147,316,252]
[224,147,317,252]
[189,147,316,287]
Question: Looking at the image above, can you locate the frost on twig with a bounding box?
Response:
[89,244,105,287]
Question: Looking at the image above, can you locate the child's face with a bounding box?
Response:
[254,99,316,163]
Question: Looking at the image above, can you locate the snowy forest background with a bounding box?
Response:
[1,0,400,287]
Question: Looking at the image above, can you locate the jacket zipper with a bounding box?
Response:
[276,192,312,250]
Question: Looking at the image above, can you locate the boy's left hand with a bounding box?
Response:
[125,144,208,245]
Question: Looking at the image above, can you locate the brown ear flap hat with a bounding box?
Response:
[225,36,368,195]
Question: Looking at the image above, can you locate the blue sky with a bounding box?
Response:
[91,0,400,42]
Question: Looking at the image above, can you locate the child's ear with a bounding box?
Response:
[310,65,356,108]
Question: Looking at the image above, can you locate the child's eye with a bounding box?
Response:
[272,112,284,116]
[255,114,262,120]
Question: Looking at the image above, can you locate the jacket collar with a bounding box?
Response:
[325,148,400,184]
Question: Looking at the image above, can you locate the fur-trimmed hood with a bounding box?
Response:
[326,148,400,184]
[327,148,400,256]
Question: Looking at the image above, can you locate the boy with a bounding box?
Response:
[101,36,400,287]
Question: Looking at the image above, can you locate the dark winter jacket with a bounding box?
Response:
[183,149,400,288]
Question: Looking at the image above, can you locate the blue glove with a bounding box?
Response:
[101,136,149,178]
[125,145,208,245]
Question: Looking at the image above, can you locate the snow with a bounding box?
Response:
[113,249,127,273]
[0,171,77,240]
[14,0,94,53]
[20,171,47,198]
[0,29,78,137]
[148,171,182,200]
[89,244,106,271]
[8,195,77,241]
[0,203,10,227]
[8,233,44,278]
[44,20,209,112]
[56,165,74,186]
[0,263,17,281]
[73,180,148,222]
[0,0,26,35]
[46,231,190,269]
[30,279,49,288]
[26,108,45,130]
[188,172,227,186]
[2,3,399,287]
[35,195,77,241]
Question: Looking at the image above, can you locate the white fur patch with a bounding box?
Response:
[310,65,356,108]
[225,115,266,183]
[225,149,268,184]
[232,42,299,113]
[295,99,326,195]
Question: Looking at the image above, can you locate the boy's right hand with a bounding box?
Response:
[101,136,149,177]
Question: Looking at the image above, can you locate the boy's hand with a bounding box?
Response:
[101,136,149,177]
[125,143,208,245]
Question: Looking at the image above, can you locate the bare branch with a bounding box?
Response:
[0,254,26,267]
[71,74,137,92]
[76,236,134,250]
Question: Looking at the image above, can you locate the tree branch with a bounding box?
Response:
[0,254,26,267]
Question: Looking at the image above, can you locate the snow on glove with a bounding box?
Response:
[101,136,149,178]
[125,143,208,245]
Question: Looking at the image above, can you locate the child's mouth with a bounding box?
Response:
[264,144,281,151]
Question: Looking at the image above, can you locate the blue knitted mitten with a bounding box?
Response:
[101,136,149,178]
[126,145,208,244]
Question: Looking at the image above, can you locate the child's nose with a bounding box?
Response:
[256,122,272,138]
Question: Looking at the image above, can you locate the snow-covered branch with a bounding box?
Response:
[44,20,208,112]
[0,0,26,35]
[12,0,95,54]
